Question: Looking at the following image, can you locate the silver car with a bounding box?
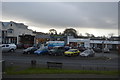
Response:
[80,49,95,57]
[1,44,16,52]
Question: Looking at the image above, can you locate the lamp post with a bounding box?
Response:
[102,40,104,57]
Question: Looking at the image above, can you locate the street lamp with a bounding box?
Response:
[102,41,104,57]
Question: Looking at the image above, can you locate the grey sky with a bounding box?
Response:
[2,2,118,36]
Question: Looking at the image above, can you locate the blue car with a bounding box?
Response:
[34,48,48,55]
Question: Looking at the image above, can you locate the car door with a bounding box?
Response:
[2,44,10,52]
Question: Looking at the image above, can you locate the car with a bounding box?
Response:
[78,47,86,52]
[93,47,102,53]
[80,49,95,57]
[48,46,65,56]
[16,43,24,49]
[23,47,37,54]
[2,44,16,52]
[64,46,71,51]
[103,47,110,53]
[64,49,80,56]
[34,48,48,55]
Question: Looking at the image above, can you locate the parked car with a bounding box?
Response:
[103,47,110,53]
[34,48,48,55]
[2,44,16,52]
[16,43,24,49]
[23,47,37,54]
[48,46,65,56]
[93,47,102,53]
[80,49,95,57]
[78,47,86,52]
[64,46,71,51]
[64,49,80,56]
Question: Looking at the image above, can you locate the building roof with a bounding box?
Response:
[2,22,10,27]
[1,21,30,30]
[35,35,51,38]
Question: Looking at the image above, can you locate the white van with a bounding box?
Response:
[1,44,16,52]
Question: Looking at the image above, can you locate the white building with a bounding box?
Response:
[1,21,35,44]
[67,36,120,50]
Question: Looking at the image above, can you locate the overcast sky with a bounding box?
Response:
[2,2,118,37]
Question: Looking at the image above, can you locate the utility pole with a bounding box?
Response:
[102,40,104,57]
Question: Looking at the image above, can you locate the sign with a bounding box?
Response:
[47,41,65,47]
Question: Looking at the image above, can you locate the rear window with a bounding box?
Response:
[2,45,5,47]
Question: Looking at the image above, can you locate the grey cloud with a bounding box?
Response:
[2,2,118,29]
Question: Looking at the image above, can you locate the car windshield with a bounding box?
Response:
[68,49,77,52]
[83,50,91,54]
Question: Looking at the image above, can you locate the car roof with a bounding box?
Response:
[69,49,78,50]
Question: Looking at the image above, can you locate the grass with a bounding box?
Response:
[5,67,119,75]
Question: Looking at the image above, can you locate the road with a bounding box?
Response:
[2,49,119,70]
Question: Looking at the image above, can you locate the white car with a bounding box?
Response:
[80,49,95,57]
[1,44,17,52]
[103,47,110,53]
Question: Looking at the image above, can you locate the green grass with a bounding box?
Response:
[5,67,119,75]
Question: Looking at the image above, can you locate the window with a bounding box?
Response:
[7,29,13,33]
[2,45,5,47]
[6,45,9,47]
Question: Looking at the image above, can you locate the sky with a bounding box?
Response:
[1,2,118,37]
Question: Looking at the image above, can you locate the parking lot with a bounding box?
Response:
[2,49,119,71]
[2,49,118,59]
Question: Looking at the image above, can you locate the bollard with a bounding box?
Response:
[31,60,36,68]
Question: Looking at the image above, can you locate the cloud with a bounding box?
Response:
[2,2,118,29]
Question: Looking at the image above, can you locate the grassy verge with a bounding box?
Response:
[5,67,119,75]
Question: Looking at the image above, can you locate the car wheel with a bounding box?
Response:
[27,52,30,54]
[10,49,15,52]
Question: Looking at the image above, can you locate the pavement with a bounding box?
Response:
[2,74,119,78]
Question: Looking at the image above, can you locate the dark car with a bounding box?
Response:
[78,47,86,52]
[48,46,65,56]
[16,43,24,49]
[93,47,102,53]
[23,47,37,54]
[64,46,71,51]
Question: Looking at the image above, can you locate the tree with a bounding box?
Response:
[49,29,57,35]
[85,33,90,37]
[63,28,78,37]
[85,33,95,38]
